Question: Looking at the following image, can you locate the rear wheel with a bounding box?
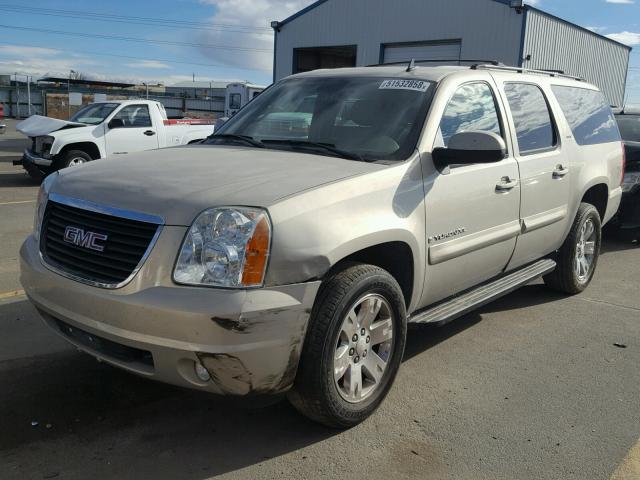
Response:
[288,263,407,428]
[54,150,92,170]
[544,203,602,294]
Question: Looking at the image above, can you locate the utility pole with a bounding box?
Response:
[14,72,19,119]
[68,69,76,119]
[27,75,31,116]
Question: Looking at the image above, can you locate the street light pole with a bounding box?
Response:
[68,69,76,119]
[27,75,31,116]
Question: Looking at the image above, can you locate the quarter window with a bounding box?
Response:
[112,105,152,128]
[504,83,556,154]
[551,86,621,146]
[438,82,502,147]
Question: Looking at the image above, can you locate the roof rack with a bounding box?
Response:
[367,59,503,67]
[471,64,584,81]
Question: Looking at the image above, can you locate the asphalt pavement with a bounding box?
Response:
[0,119,638,480]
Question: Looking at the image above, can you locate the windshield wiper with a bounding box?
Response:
[207,134,265,148]
[261,140,364,161]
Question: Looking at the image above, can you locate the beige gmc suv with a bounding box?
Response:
[20,63,625,427]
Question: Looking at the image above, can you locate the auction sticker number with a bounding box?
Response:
[379,79,430,93]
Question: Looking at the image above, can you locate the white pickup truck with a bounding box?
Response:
[15,100,215,178]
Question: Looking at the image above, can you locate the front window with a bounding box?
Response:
[70,103,119,125]
[208,76,434,161]
[616,115,640,143]
[437,82,502,148]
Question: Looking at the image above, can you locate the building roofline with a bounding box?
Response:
[276,0,632,53]
[524,5,632,51]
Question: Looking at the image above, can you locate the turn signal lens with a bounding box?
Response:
[241,215,270,286]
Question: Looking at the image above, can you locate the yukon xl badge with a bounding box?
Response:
[63,226,108,252]
[428,227,466,244]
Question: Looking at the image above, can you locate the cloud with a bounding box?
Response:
[606,31,640,44]
[125,60,172,69]
[605,0,634,4]
[196,0,314,72]
[0,45,61,57]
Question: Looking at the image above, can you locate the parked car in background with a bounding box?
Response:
[20,64,624,428]
[14,100,215,179]
[613,107,640,241]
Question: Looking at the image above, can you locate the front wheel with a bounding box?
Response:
[544,203,602,294]
[54,150,92,170]
[288,263,407,428]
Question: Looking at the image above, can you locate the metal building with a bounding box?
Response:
[272,0,631,106]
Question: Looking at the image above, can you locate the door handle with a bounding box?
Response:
[144,130,156,136]
[553,165,569,178]
[496,176,519,192]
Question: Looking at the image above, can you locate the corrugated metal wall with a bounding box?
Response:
[523,9,630,107]
[275,0,524,80]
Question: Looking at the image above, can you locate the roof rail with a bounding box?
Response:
[366,59,502,67]
[471,64,584,81]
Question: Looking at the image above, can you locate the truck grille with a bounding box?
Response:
[40,198,161,287]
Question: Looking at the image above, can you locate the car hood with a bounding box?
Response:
[51,145,385,225]
[16,115,88,137]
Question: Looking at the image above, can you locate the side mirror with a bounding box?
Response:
[432,131,507,171]
[108,118,125,129]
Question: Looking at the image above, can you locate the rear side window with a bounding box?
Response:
[504,83,556,154]
[551,86,621,145]
[438,82,502,147]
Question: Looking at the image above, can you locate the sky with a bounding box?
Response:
[0,0,639,102]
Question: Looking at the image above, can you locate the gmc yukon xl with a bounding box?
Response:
[20,64,624,427]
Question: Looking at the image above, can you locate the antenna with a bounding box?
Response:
[406,59,416,72]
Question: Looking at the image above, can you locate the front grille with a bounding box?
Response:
[40,199,160,286]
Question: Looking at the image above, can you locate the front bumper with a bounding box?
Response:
[14,149,52,179]
[20,234,320,396]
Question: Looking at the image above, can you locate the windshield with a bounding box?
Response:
[70,103,120,125]
[616,115,640,143]
[207,76,434,161]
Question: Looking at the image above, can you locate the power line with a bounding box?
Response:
[0,42,268,73]
[0,4,272,32]
[0,24,273,53]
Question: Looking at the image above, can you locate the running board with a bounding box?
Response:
[408,259,557,325]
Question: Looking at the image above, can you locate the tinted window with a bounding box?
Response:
[504,83,556,154]
[616,115,640,143]
[551,86,621,145]
[438,83,502,147]
[112,105,152,127]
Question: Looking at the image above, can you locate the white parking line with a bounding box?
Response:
[0,200,36,206]
[0,289,25,300]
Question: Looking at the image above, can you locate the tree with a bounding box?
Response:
[69,71,87,81]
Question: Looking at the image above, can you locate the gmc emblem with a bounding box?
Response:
[63,226,108,252]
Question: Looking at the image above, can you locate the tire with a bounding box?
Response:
[544,203,602,294]
[288,263,407,428]
[54,150,92,170]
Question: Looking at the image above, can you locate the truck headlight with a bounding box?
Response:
[622,173,640,193]
[34,172,58,243]
[173,207,271,288]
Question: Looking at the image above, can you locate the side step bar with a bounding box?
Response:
[408,259,557,325]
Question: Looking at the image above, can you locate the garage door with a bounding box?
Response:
[382,41,462,64]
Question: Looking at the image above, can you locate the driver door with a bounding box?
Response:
[104,104,159,157]
[419,79,521,306]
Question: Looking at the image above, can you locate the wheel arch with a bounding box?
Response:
[58,142,102,160]
[580,182,609,220]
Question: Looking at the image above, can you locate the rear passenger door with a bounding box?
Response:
[499,82,572,270]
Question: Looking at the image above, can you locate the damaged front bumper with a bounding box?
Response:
[14,149,53,179]
[20,234,320,396]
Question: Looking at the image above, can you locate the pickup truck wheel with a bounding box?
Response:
[54,150,92,170]
[288,263,407,428]
[544,203,602,294]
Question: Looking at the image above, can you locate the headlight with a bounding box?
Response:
[36,135,55,157]
[622,172,640,193]
[173,207,271,288]
[34,172,58,243]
